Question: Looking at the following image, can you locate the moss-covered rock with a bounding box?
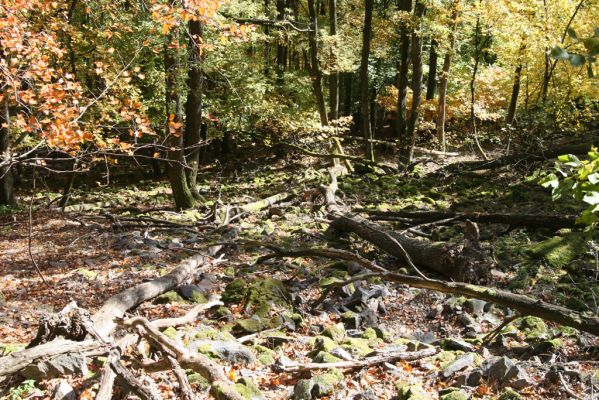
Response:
[362,327,378,340]
[233,318,265,334]
[312,351,342,363]
[162,327,179,340]
[222,279,248,305]
[395,381,428,400]
[222,278,290,317]
[498,388,521,400]
[517,316,548,341]
[322,323,346,342]
[530,233,587,268]
[0,343,26,356]
[252,345,276,366]
[439,388,468,400]
[153,291,187,305]
[76,268,97,280]
[193,324,236,341]
[340,338,372,357]
[311,336,337,353]
[187,371,211,391]
[233,378,265,400]
[312,369,344,396]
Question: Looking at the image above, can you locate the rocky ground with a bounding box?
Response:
[1,150,599,399]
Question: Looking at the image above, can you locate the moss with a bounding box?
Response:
[154,291,187,305]
[0,343,26,356]
[312,369,344,396]
[162,327,179,340]
[253,345,276,366]
[187,371,211,390]
[341,338,372,357]
[361,328,377,340]
[234,318,265,334]
[222,279,248,305]
[322,323,346,342]
[517,316,548,340]
[395,381,428,400]
[440,389,468,400]
[233,378,264,400]
[223,266,236,277]
[435,351,462,369]
[312,351,342,363]
[76,268,97,280]
[311,336,337,353]
[498,388,521,400]
[530,233,587,268]
[194,325,236,341]
[189,291,208,304]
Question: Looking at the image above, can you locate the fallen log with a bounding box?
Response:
[443,142,596,172]
[263,246,599,337]
[365,210,582,230]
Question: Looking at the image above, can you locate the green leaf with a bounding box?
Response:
[576,209,598,226]
[558,154,581,167]
[584,37,599,56]
[588,173,599,185]
[569,54,586,67]
[583,192,599,205]
[551,46,570,60]
[539,173,559,189]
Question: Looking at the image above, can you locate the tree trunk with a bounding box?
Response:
[360,0,375,161]
[275,0,287,84]
[307,0,329,126]
[469,15,489,161]
[165,32,196,210]
[426,39,437,100]
[395,0,412,145]
[0,89,14,206]
[328,0,339,121]
[343,72,352,116]
[403,0,426,163]
[184,19,204,197]
[436,0,459,153]
[506,41,526,125]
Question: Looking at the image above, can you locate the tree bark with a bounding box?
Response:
[469,14,489,161]
[165,32,196,209]
[506,40,526,125]
[396,0,412,146]
[0,89,14,206]
[403,0,426,163]
[343,72,353,116]
[426,39,438,100]
[184,19,204,197]
[360,0,375,161]
[328,0,339,121]
[307,0,329,126]
[275,0,287,84]
[436,0,459,153]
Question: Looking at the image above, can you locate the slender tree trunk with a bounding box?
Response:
[184,19,204,198]
[426,39,437,100]
[275,0,287,85]
[436,0,459,153]
[264,0,271,74]
[396,0,412,143]
[165,32,196,209]
[506,41,526,124]
[360,0,375,161]
[403,0,426,163]
[0,89,14,206]
[470,16,489,161]
[307,0,329,125]
[343,72,352,116]
[328,0,339,121]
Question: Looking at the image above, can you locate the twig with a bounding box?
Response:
[28,171,47,285]
[559,372,583,400]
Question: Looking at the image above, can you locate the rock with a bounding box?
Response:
[528,339,563,356]
[341,311,360,329]
[76,268,97,280]
[395,381,428,400]
[458,313,481,333]
[177,284,208,303]
[352,389,378,400]
[439,387,468,400]
[463,299,486,317]
[361,327,378,340]
[311,336,337,353]
[188,340,256,365]
[441,338,475,353]
[482,356,516,380]
[455,368,482,387]
[52,380,76,400]
[312,368,344,396]
[409,330,437,345]
[222,279,248,305]
[330,347,353,361]
[187,372,211,390]
[360,308,379,328]
[153,290,186,304]
[21,352,88,380]
[233,317,266,334]
[252,345,276,366]
[517,316,548,341]
[292,379,314,400]
[341,338,373,357]
[322,323,346,342]
[162,326,179,340]
[498,388,521,400]
[530,232,586,268]
[443,353,477,378]
[312,351,342,363]
[193,324,235,341]
[233,378,265,400]
[509,367,534,389]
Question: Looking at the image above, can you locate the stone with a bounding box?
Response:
[530,232,586,268]
[52,380,76,400]
[529,339,563,355]
[517,316,548,340]
[311,336,337,353]
[222,279,248,305]
[409,330,437,345]
[193,324,235,341]
[312,369,344,396]
[361,328,378,340]
[463,299,487,317]
[153,291,186,305]
[498,388,521,400]
[234,378,265,400]
[352,389,378,400]
[395,381,428,400]
[187,372,211,390]
[292,379,314,400]
[439,388,468,400]
[341,311,360,329]
[252,345,276,366]
[482,356,516,380]
[177,284,208,303]
[359,308,379,328]
[455,368,483,387]
[312,351,342,363]
[322,323,346,342]
[509,367,534,389]
[188,340,256,365]
[21,352,88,380]
[441,338,475,353]
[330,347,353,361]
[443,353,477,378]
[341,338,373,357]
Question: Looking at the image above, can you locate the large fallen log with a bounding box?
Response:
[443,142,595,172]
[364,210,582,230]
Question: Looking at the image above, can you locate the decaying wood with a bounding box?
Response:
[151,300,222,329]
[275,346,438,373]
[365,209,582,230]
[0,340,105,377]
[91,253,224,339]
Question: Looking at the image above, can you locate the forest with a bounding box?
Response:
[0,0,598,398]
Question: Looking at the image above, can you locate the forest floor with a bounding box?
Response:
[1,141,599,399]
